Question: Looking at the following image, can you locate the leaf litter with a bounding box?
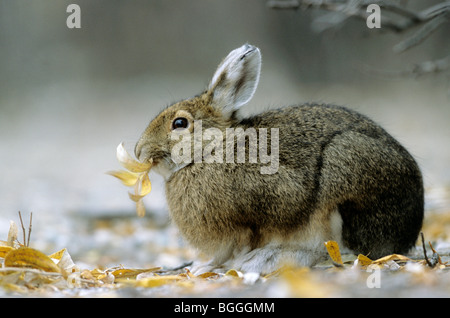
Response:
[1,209,449,297]
[2,161,450,297]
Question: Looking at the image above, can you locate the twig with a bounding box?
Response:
[429,241,448,266]
[18,211,26,247]
[27,212,33,247]
[17,211,33,247]
[393,14,448,53]
[421,232,437,268]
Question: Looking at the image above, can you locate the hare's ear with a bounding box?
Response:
[207,44,261,114]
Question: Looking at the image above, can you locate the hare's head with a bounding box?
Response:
[135,44,261,179]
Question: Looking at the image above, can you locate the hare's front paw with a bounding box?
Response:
[189,261,226,276]
[228,244,328,274]
[230,246,282,274]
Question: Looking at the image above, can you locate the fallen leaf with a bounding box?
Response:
[324,241,343,266]
[196,272,220,280]
[135,275,184,288]
[7,221,18,247]
[0,246,14,258]
[372,254,411,265]
[50,248,78,274]
[48,248,66,260]
[111,267,161,280]
[357,254,373,267]
[4,247,61,273]
[279,267,331,297]
[225,269,243,278]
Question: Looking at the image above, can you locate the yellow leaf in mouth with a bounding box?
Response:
[116,142,152,173]
[109,142,153,217]
[128,192,146,203]
[138,173,152,196]
[106,170,141,187]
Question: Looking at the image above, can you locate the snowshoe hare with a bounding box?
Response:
[135,44,424,274]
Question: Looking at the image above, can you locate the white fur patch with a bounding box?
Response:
[191,208,349,275]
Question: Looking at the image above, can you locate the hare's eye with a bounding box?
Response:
[172,117,189,130]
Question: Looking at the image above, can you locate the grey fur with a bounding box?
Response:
[135,45,424,273]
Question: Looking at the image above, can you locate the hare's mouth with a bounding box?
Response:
[149,155,188,180]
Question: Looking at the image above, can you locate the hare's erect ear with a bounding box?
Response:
[207,44,261,114]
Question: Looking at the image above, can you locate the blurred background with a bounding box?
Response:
[0,0,449,268]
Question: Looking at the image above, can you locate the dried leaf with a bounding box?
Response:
[116,142,152,173]
[136,199,146,218]
[372,254,411,265]
[106,170,140,187]
[357,254,373,266]
[50,248,78,273]
[7,221,18,247]
[48,248,66,261]
[183,268,196,278]
[135,275,184,288]
[0,246,14,258]
[279,267,331,297]
[90,268,107,280]
[324,241,343,266]
[139,173,152,196]
[225,269,243,278]
[109,142,153,217]
[128,192,146,203]
[112,267,161,280]
[196,272,220,280]
[4,247,61,273]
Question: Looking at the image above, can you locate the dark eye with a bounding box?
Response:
[172,117,189,130]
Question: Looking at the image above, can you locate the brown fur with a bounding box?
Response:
[134,45,424,273]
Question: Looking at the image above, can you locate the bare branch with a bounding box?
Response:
[27,212,33,247]
[393,14,448,53]
[268,0,450,32]
[268,0,450,75]
[18,211,26,247]
[421,233,433,267]
[267,0,300,10]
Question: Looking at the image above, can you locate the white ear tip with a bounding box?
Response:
[208,44,262,112]
[237,44,260,60]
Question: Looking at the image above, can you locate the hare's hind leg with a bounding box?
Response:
[322,131,424,258]
[227,209,343,274]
